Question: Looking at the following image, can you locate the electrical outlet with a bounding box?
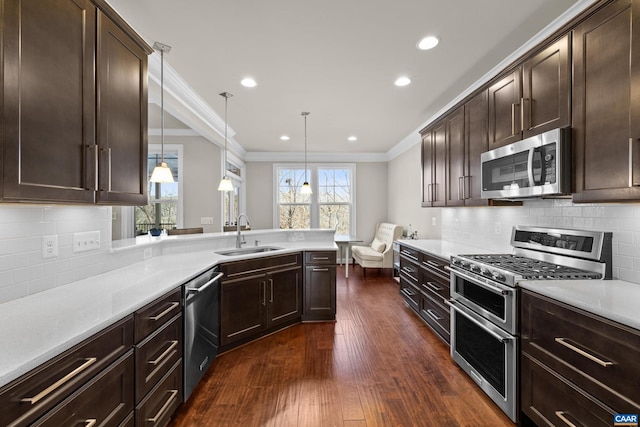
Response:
[73,231,101,253]
[495,222,502,234]
[42,235,58,259]
[432,217,436,226]
[201,217,214,225]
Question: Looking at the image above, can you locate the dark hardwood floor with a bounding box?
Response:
[171,266,514,427]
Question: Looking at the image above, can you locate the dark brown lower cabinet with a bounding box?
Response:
[135,360,182,427]
[220,253,303,349]
[520,290,640,424]
[32,351,135,427]
[303,251,337,321]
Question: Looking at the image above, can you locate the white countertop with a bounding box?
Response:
[519,279,640,330]
[0,240,337,388]
[396,239,491,260]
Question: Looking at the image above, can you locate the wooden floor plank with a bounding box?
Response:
[170,265,514,427]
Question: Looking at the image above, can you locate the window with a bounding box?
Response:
[135,144,183,235]
[275,164,355,234]
[222,155,246,228]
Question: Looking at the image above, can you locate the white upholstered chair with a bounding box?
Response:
[351,223,402,277]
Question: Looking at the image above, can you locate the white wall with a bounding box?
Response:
[245,161,389,243]
[387,143,441,239]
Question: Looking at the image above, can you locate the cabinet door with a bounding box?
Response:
[432,121,447,207]
[303,265,336,321]
[522,34,571,138]
[1,0,96,203]
[464,90,489,205]
[573,0,640,202]
[96,12,149,205]
[267,266,302,329]
[445,106,465,206]
[488,69,522,149]
[421,129,434,207]
[220,274,265,346]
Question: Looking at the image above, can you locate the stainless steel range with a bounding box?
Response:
[448,226,612,422]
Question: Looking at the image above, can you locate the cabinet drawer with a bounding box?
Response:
[399,259,419,284]
[420,269,449,301]
[135,314,182,403]
[33,351,134,427]
[400,278,420,312]
[419,293,450,343]
[399,245,420,263]
[305,251,336,265]
[0,315,133,427]
[135,289,182,343]
[221,253,301,278]
[521,353,613,427]
[522,290,640,412]
[135,360,182,427]
[420,252,450,281]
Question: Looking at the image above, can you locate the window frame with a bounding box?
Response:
[221,151,246,228]
[273,163,356,235]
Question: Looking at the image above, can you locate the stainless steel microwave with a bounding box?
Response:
[481,128,571,199]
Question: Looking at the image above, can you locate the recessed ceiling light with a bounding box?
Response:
[395,76,411,87]
[241,77,257,88]
[417,36,440,50]
[347,136,358,142]
[280,135,290,141]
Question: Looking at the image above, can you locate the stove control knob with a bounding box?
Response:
[481,268,492,277]
[452,258,461,266]
[470,264,481,273]
[460,260,469,268]
[493,272,506,282]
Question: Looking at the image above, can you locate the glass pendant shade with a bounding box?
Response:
[300,181,312,194]
[150,162,174,183]
[217,176,234,192]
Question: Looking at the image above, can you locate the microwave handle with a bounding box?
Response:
[527,147,536,187]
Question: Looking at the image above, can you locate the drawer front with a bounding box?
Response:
[136,360,183,427]
[400,278,420,312]
[135,314,183,403]
[419,293,450,343]
[399,258,420,284]
[521,353,614,427]
[420,269,449,301]
[33,351,135,427]
[221,253,301,278]
[399,245,420,263]
[0,315,133,427]
[135,289,182,343]
[522,290,640,412]
[305,251,336,265]
[420,252,450,281]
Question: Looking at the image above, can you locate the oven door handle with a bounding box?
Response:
[451,268,511,295]
[448,300,512,344]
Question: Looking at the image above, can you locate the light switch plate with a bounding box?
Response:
[201,217,214,225]
[73,231,101,253]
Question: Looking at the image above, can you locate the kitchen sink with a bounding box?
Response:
[215,246,283,256]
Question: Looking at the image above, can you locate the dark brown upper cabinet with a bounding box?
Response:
[464,90,490,205]
[0,0,151,205]
[445,106,466,207]
[572,0,640,202]
[488,34,571,150]
[421,120,446,207]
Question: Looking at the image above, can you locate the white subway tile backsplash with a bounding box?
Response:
[441,199,640,284]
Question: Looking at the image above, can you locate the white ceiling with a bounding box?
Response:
[107,0,583,157]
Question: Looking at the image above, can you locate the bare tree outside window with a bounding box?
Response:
[278,169,311,229]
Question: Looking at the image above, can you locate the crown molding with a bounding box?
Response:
[148,128,200,137]
[244,151,388,163]
[385,0,599,161]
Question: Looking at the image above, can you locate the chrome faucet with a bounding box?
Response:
[236,214,250,248]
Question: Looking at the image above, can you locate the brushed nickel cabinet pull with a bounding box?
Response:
[458,176,464,201]
[425,260,440,268]
[85,419,97,427]
[313,257,329,260]
[426,282,443,292]
[426,309,443,321]
[520,97,526,131]
[269,279,274,303]
[511,103,518,135]
[21,357,97,405]
[262,281,266,306]
[554,337,614,367]
[555,411,579,427]
[147,389,178,423]
[312,268,329,272]
[148,340,178,366]
[148,302,179,321]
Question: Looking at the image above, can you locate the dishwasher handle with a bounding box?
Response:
[186,272,224,294]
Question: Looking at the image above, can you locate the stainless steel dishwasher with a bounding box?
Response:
[183,266,223,401]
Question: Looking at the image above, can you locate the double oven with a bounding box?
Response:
[448,226,611,423]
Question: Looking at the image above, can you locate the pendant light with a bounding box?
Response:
[217,92,234,192]
[300,112,312,195]
[150,42,174,183]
